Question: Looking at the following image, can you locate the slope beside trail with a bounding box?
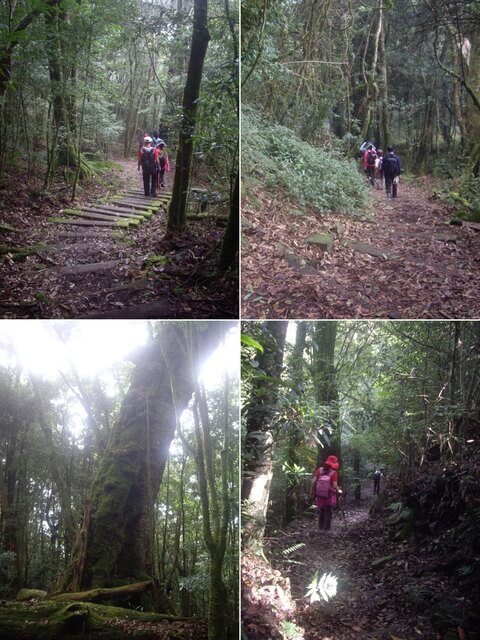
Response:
[1,159,237,318]
[242,179,480,319]
[242,486,457,640]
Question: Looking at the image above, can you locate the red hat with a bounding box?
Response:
[325,455,339,470]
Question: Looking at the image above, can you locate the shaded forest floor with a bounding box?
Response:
[241,178,480,318]
[0,598,208,639]
[0,160,237,318]
[242,484,476,640]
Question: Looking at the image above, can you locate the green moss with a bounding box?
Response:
[145,255,170,267]
[0,600,183,639]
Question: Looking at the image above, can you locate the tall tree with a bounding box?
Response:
[311,322,341,468]
[64,322,230,608]
[242,321,288,546]
[167,0,210,232]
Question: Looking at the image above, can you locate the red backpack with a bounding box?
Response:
[315,468,334,499]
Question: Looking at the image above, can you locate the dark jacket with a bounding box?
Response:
[382,152,401,177]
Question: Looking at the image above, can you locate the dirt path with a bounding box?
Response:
[1,159,237,318]
[242,487,451,640]
[241,180,480,318]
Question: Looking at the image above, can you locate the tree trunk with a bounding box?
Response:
[64,322,230,606]
[312,322,341,468]
[167,0,210,232]
[218,169,239,272]
[284,321,307,525]
[242,321,288,546]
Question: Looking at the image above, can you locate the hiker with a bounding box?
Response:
[363,144,377,187]
[137,136,159,197]
[375,149,384,190]
[373,468,384,495]
[157,141,170,189]
[151,130,163,149]
[310,455,340,531]
[382,145,401,198]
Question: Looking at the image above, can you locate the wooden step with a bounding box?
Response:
[81,206,148,220]
[64,210,140,226]
[52,260,122,275]
[120,195,171,203]
[116,197,167,208]
[126,190,172,197]
[82,300,171,318]
[48,217,128,228]
[108,201,156,212]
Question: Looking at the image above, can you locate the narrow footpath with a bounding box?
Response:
[242,180,480,318]
[242,486,461,640]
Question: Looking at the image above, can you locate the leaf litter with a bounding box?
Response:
[242,482,467,640]
[241,179,480,318]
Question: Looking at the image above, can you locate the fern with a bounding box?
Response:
[282,543,306,556]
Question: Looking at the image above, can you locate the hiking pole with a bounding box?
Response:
[337,491,346,524]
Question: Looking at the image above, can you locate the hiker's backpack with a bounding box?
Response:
[367,150,377,167]
[382,155,398,176]
[315,469,334,499]
[141,147,157,172]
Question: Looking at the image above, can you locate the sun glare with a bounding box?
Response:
[0,322,239,387]
[199,326,239,389]
[0,320,148,378]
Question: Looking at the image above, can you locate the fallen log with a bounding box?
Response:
[51,579,153,603]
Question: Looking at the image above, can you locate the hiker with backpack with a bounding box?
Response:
[310,455,340,531]
[137,136,159,197]
[374,149,384,190]
[157,141,170,189]
[382,145,401,198]
[363,144,377,187]
[373,468,384,495]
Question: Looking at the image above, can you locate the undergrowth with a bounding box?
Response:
[242,107,370,216]
[433,174,480,222]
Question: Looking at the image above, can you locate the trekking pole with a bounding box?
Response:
[337,491,346,524]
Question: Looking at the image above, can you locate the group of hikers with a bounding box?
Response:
[137,130,171,197]
[310,456,386,530]
[361,142,401,198]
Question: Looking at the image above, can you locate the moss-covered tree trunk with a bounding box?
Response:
[312,321,341,469]
[242,321,288,547]
[65,322,231,607]
[167,0,210,233]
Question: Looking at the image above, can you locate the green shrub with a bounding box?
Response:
[242,107,370,216]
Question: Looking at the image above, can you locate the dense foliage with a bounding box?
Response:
[243,109,370,215]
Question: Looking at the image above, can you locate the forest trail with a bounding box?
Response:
[242,179,480,319]
[1,159,236,318]
[243,486,449,640]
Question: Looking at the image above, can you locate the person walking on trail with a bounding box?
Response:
[157,141,171,189]
[375,149,384,190]
[382,145,401,198]
[138,136,159,197]
[310,455,340,531]
[363,144,377,187]
[373,467,384,495]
